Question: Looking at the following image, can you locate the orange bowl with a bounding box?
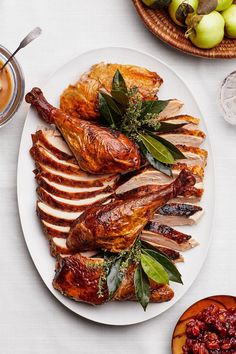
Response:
[172,295,236,353]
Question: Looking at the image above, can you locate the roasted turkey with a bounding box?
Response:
[53,253,174,305]
[60,62,163,120]
[66,169,196,253]
[25,88,141,175]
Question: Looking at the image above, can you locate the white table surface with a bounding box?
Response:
[0,1,236,353]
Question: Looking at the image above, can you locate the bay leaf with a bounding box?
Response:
[139,132,175,164]
[141,253,169,285]
[141,100,169,117]
[158,121,187,133]
[140,143,172,176]
[98,92,117,129]
[106,257,124,299]
[111,89,129,107]
[149,133,186,160]
[143,249,183,284]
[112,69,127,93]
[111,70,129,106]
[134,264,150,311]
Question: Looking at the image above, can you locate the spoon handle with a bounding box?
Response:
[0,27,42,71]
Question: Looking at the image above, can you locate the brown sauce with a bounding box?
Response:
[0,60,12,112]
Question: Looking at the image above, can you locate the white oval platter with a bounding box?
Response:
[17,47,214,326]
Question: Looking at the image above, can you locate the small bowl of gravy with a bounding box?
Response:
[0,45,24,128]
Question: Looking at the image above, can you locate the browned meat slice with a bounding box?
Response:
[53,254,174,305]
[37,187,112,212]
[34,163,117,188]
[141,222,198,251]
[32,129,75,162]
[116,167,204,205]
[160,115,200,130]
[158,128,206,147]
[31,130,119,188]
[41,221,71,257]
[60,62,163,120]
[35,174,113,200]
[42,220,69,239]
[158,99,184,119]
[31,129,120,258]
[26,88,141,174]
[176,145,208,168]
[141,241,184,263]
[31,144,81,174]
[53,254,107,305]
[154,246,184,263]
[173,164,205,182]
[154,203,204,227]
[113,264,174,302]
[66,169,195,253]
[173,184,203,204]
[37,202,83,227]
[116,165,204,197]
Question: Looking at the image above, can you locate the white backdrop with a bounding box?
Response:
[0,1,235,353]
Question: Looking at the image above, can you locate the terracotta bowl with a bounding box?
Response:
[172,295,236,353]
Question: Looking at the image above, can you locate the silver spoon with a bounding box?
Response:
[0,27,42,72]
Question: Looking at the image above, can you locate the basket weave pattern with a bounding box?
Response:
[133,0,236,59]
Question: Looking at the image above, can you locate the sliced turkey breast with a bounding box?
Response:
[141,222,198,251]
[176,145,208,168]
[154,203,204,227]
[160,115,200,130]
[35,174,114,200]
[35,163,118,188]
[31,144,81,174]
[116,167,204,197]
[37,187,112,212]
[158,99,184,119]
[158,129,206,147]
[37,202,82,226]
[32,129,74,161]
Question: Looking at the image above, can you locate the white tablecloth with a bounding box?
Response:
[1,1,236,353]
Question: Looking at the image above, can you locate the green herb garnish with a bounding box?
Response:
[98,69,186,175]
[97,239,183,310]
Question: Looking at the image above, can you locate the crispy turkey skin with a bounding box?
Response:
[53,254,174,305]
[60,62,163,120]
[66,169,195,253]
[25,88,141,175]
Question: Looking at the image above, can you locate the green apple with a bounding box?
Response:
[168,0,198,27]
[141,0,171,8]
[216,0,233,12]
[222,4,236,38]
[187,11,225,49]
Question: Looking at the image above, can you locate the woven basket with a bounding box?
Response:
[133,0,236,59]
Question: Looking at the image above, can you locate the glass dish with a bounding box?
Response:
[0,45,25,128]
